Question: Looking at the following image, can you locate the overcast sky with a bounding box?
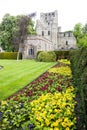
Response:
[0,0,87,31]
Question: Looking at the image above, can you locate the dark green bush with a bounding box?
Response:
[0,52,22,59]
[70,47,87,130]
[37,51,56,62]
[54,50,70,60]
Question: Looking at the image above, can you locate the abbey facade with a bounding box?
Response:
[20,10,76,59]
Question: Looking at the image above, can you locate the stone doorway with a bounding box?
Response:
[28,45,37,59]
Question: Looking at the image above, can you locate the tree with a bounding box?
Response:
[77,34,87,47]
[73,22,87,47]
[0,14,36,52]
[28,19,36,35]
[0,14,17,51]
[73,23,83,42]
[13,14,36,60]
[82,23,87,34]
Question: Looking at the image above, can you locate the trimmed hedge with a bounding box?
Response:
[37,51,56,62]
[37,50,70,61]
[0,52,22,59]
[70,48,87,130]
[54,50,70,60]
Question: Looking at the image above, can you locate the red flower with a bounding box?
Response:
[57,86,62,92]
[13,96,18,101]
[49,80,53,85]
[40,84,49,91]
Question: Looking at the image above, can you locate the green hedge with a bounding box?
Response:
[37,51,56,62]
[37,51,70,61]
[53,50,70,60]
[70,48,87,130]
[0,52,22,59]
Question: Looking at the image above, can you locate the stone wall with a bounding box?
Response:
[36,10,76,50]
[58,32,76,50]
[20,10,77,59]
[36,10,58,49]
[20,35,54,59]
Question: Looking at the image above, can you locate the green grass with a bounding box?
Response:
[0,59,56,101]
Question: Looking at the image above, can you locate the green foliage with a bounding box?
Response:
[30,90,76,130]
[28,20,36,35]
[54,50,70,60]
[0,14,18,51]
[70,47,87,130]
[0,52,22,59]
[37,51,70,62]
[0,14,36,52]
[0,62,76,130]
[77,34,87,47]
[37,51,56,62]
[82,23,87,34]
[73,23,83,41]
[73,22,87,47]
[0,97,31,130]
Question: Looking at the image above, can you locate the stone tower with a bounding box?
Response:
[36,10,58,49]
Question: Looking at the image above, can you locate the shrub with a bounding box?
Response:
[0,52,22,59]
[54,50,70,60]
[70,47,87,130]
[37,51,56,62]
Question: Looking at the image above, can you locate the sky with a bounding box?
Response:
[0,0,87,32]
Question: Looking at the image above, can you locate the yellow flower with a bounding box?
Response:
[49,114,55,119]
[59,59,70,65]
[62,122,67,127]
[36,116,42,122]
[64,117,69,122]
[48,66,71,76]
[38,107,41,110]
[45,118,50,126]
[1,100,7,105]
[49,128,53,130]
[42,111,47,117]
[66,109,72,115]
[41,123,44,127]
[66,127,70,130]
[51,121,58,127]
[49,109,52,113]
[56,118,62,123]
[54,128,60,130]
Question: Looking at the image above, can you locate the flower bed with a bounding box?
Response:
[0,59,77,130]
[30,88,76,130]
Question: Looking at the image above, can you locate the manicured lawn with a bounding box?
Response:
[0,60,56,101]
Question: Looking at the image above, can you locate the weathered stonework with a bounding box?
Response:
[36,10,58,49]
[58,31,76,50]
[21,10,76,59]
[20,35,54,59]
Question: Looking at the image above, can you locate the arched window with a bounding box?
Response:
[66,41,68,45]
[48,31,50,35]
[29,48,34,55]
[42,31,44,36]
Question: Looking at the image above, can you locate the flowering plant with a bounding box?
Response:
[30,86,76,129]
[0,60,77,130]
[48,66,71,77]
[58,59,71,65]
